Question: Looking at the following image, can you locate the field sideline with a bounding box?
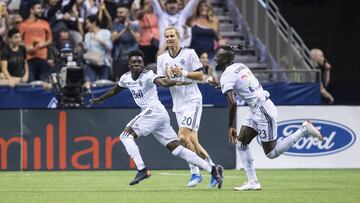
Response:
[1,169,359,203]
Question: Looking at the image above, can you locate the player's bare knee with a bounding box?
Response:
[166,140,180,152]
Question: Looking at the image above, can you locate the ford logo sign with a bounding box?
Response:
[277,119,356,156]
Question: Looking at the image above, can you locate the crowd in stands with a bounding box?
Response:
[0,0,220,87]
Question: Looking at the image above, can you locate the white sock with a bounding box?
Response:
[189,164,200,175]
[120,134,145,170]
[267,127,305,159]
[205,156,215,166]
[172,146,212,173]
[237,143,258,182]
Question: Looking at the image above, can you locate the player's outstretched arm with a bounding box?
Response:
[154,77,191,87]
[90,85,124,105]
[225,89,238,144]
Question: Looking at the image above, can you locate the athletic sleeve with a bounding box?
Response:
[117,74,127,88]
[220,72,237,94]
[156,55,166,77]
[189,49,203,72]
[146,70,159,86]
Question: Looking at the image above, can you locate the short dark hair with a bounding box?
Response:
[217,45,235,61]
[28,1,41,10]
[128,50,145,60]
[7,28,20,38]
[86,15,101,27]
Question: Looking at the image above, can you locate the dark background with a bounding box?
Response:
[274,0,360,104]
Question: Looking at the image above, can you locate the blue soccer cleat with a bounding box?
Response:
[209,165,224,188]
[187,174,202,187]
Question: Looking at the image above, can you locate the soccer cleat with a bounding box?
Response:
[187,174,202,187]
[233,181,261,191]
[129,168,151,186]
[209,165,224,188]
[210,165,223,189]
[302,120,323,141]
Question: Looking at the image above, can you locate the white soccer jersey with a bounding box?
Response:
[220,63,270,109]
[118,70,164,111]
[151,0,198,47]
[157,48,203,112]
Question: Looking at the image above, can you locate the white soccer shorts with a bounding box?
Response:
[125,106,179,146]
[243,99,279,142]
[175,105,202,131]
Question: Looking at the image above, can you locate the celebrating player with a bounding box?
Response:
[156,26,222,187]
[90,50,223,188]
[215,46,323,191]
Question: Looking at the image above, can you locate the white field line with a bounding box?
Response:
[157,172,240,179]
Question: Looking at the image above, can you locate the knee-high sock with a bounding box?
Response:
[189,164,200,175]
[267,127,305,159]
[172,146,212,173]
[120,134,145,170]
[237,143,258,182]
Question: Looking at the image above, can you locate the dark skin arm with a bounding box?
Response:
[90,85,125,105]
[225,89,238,144]
[154,77,191,87]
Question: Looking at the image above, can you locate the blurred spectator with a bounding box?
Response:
[79,0,99,19]
[8,13,23,30]
[189,0,223,62]
[19,1,52,82]
[104,0,134,20]
[137,0,159,65]
[111,5,139,80]
[98,0,113,28]
[44,0,77,42]
[151,0,200,51]
[83,15,112,82]
[310,48,334,104]
[199,52,217,83]
[0,28,29,87]
[0,1,8,39]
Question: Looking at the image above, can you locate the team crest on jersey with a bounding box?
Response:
[139,81,143,87]
[180,58,185,65]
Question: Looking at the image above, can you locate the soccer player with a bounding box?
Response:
[90,50,223,188]
[215,46,323,191]
[157,26,221,187]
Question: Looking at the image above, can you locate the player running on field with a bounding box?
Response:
[215,46,323,191]
[90,50,223,188]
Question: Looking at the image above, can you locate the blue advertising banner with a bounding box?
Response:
[0,82,320,108]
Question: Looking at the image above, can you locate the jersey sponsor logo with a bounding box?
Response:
[277,119,356,156]
[131,89,144,99]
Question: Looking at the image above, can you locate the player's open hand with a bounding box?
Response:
[171,65,182,77]
[89,98,103,105]
[228,127,238,144]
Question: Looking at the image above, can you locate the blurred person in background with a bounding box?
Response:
[111,4,139,80]
[151,0,200,52]
[137,0,159,65]
[83,15,112,82]
[310,48,334,104]
[0,28,29,87]
[199,52,217,83]
[19,1,52,82]
[189,0,224,63]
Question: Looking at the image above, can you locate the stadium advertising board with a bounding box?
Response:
[236,106,360,168]
[0,109,234,171]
